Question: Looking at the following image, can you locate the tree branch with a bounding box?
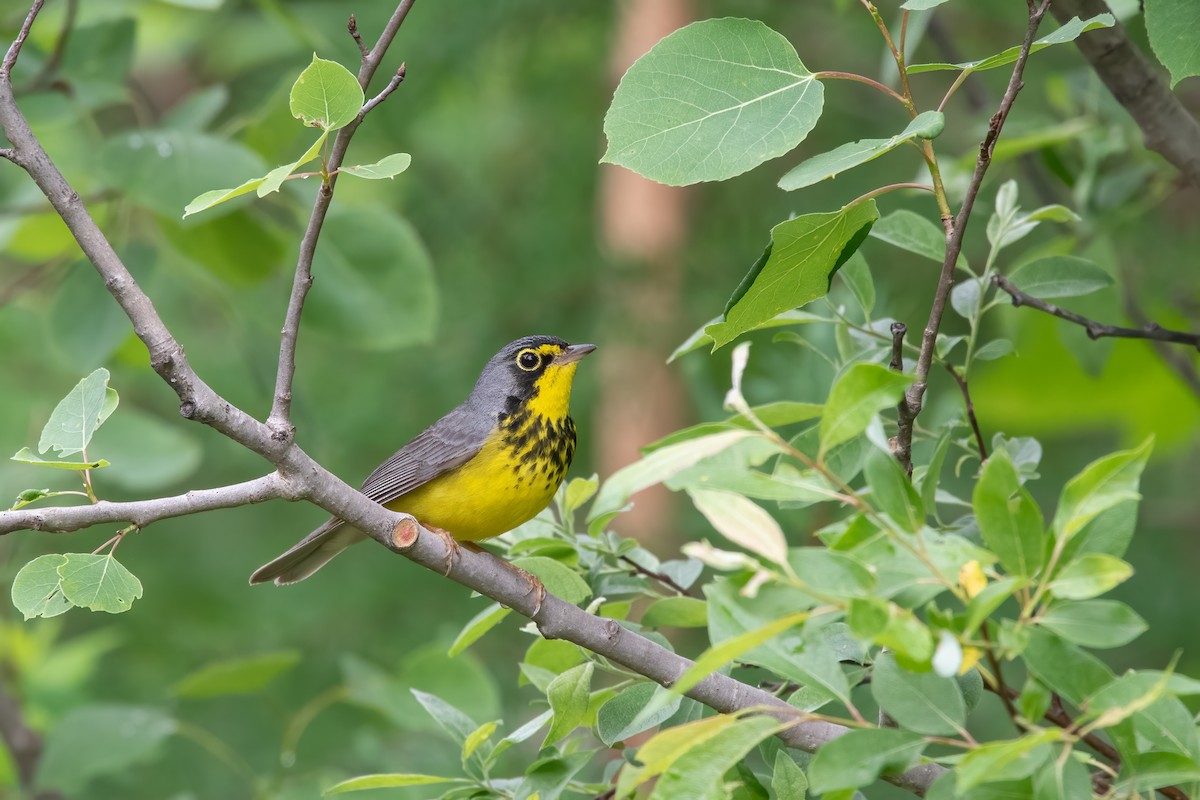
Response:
[267,1,417,435]
[1050,0,1200,188]
[992,275,1200,349]
[0,475,288,535]
[943,363,988,460]
[895,0,1051,473]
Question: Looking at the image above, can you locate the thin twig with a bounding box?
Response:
[26,0,75,91]
[812,70,906,104]
[1123,286,1200,399]
[619,555,696,598]
[895,0,1051,474]
[847,181,934,208]
[347,14,368,60]
[889,322,906,371]
[993,274,1200,350]
[360,63,406,118]
[0,0,43,77]
[267,1,416,436]
[943,363,987,459]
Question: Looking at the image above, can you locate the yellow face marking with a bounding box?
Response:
[524,344,579,420]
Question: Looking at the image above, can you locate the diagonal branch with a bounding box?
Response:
[894,0,1051,473]
[1050,0,1200,188]
[992,275,1200,349]
[268,1,417,435]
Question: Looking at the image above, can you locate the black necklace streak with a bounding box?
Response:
[499,400,577,491]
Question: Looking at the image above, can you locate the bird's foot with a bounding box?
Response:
[427,526,461,576]
[505,561,546,617]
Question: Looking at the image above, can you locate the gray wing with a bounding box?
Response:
[358,403,489,504]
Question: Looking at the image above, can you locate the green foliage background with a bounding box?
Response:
[1,0,1198,797]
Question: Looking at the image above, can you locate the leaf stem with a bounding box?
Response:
[813,71,907,104]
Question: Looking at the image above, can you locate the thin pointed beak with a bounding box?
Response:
[556,343,597,365]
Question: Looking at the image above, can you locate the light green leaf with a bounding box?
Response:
[1146,0,1200,87]
[779,111,943,190]
[974,450,1045,578]
[256,129,328,197]
[447,602,511,657]
[1008,256,1114,299]
[1049,554,1132,600]
[819,363,912,457]
[11,554,72,620]
[1023,628,1113,704]
[590,430,755,523]
[871,652,966,736]
[688,488,788,567]
[37,705,175,794]
[410,689,479,745]
[955,730,1061,792]
[706,200,878,348]
[182,177,266,218]
[868,208,952,264]
[339,153,412,179]
[57,554,143,614]
[489,710,552,763]
[807,728,926,794]
[642,597,708,628]
[10,448,108,470]
[602,18,823,185]
[964,577,1020,635]
[864,447,923,532]
[324,774,464,794]
[1114,753,1200,795]
[596,683,681,746]
[771,751,808,799]
[974,338,1015,361]
[172,651,301,698]
[542,663,593,747]
[564,476,599,513]
[647,716,781,800]
[462,721,497,761]
[951,278,981,319]
[673,612,807,698]
[788,548,875,598]
[1052,437,1152,542]
[89,407,203,492]
[1039,600,1147,648]
[908,15,1115,73]
[290,54,363,130]
[902,0,952,8]
[840,253,875,315]
[510,557,590,605]
[38,368,112,458]
[669,310,828,362]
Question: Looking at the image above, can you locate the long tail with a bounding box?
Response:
[249,519,366,585]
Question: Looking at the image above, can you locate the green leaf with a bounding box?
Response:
[642,597,708,628]
[11,554,72,620]
[1053,438,1152,542]
[771,751,808,799]
[839,253,875,315]
[871,652,966,736]
[1040,600,1146,648]
[10,488,51,509]
[673,612,807,697]
[564,476,599,513]
[1114,753,1200,794]
[973,450,1045,578]
[172,651,301,698]
[590,430,755,523]
[290,54,364,130]
[447,602,511,657]
[602,18,823,185]
[596,682,681,746]
[706,201,878,349]
[515,751,591,800]
[1008,256,1114,299]
[807,728,926,794]
[779,111,943,190]
[182,177,266,218]
[542,663,593,747]
[38,368,112,458]
[1018,676,1052,723]
[955,730,1061,793]
[963,577,1020,635]
[339,153,412,179]
[1048,554,1132,600]
[36,705,175,794]
[57,554,143,614]
[462,721,497,761]
[868,209,950,264]
[490,710,552,763]
[902,0,952,7]
[618,714,741,796]
[973,338,1015,361]
[908,15,1115,73]
[324,774,464,794]
[10,448,108,470]
[819,363,912,457]
[510,557,591,605]
[410,689,479,746]
[648,716,781,800]
[864,447,923,532]
[1146,0,1200,87]
[306,205,437,352]
[875,606,935,669]
[788,548,875,598]
[256,129,328,198]
[1023,628,1113,704]
[670,310,828,362]
[688,488,788,567]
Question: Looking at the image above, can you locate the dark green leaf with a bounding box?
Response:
[819,363,912,457]
[1146,0,1200,87]
[1040,600,1146,649]
[955,731,1061,793]
[1008,256,1113,299]
[1114,753,1200,794]
[510,557,591,605]
[648,716,781,800]
[11,554,72,620]
[602,18,823,185]
[57,554,143,614]
[788,548,875,598]
[871,652,966,735]
[868,209,954,264]
[642,597,708,628]
[543,663,593,747]
[807,728,926,793]
[1023,628,1113,705]
[778,111,943,190]
[908,15,1115,73]
[864,447,923,532]
[771,751,808,799]
[706,201,878,348]
[973,451,1044,577]
[596,683,681,746]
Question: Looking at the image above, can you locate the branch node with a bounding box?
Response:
[178,400,196,419]
[390,516,420,549]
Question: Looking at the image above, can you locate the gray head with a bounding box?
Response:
[466,335,596,416]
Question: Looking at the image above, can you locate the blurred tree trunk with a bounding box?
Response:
[596,0,692,544]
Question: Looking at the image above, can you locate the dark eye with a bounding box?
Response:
[517,350,541,371]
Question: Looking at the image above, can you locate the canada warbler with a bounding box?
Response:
[250,335,595,586]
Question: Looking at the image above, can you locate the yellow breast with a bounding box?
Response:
[385,411,577,541]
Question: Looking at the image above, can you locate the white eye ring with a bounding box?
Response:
[516,349,541,371]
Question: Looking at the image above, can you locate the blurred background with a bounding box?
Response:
[0,0,1197,797]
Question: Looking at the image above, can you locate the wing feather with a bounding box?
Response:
[358,404,486,505]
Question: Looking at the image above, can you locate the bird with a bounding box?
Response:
[250,335,595,588]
